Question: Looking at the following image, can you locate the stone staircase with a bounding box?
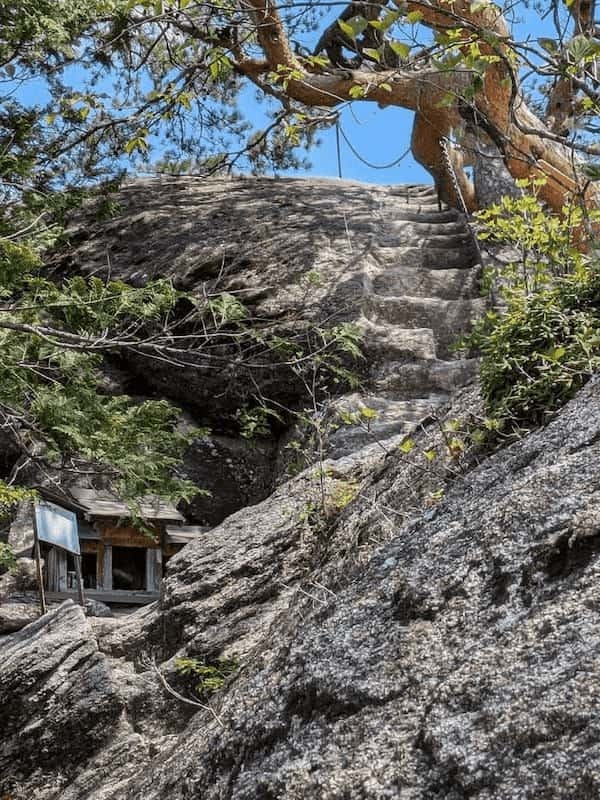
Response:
[328,184,483,457]
[63,176,485,466]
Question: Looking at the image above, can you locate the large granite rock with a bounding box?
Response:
[4,378,599,799]
[0,600,39,633]
[0,602,124,797]
[8,178,598,799]
[100,444,380,662]
[181,432,277,525]
[53,177,484,521]
[104,377,600,798]
[60,177,482,448]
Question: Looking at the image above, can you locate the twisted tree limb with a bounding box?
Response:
[234,0,600,215]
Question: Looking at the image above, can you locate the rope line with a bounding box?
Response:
[337,123,412,170]
[439,137,484,265]
[335,119,343,179]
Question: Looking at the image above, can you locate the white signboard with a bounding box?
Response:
[34,501,80,555]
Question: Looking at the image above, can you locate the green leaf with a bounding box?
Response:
[369,11,399,31]
[390,41,411,59]
[363,47,382,63]
[399,437,416,454]
[538,37,558,54]
[338,15,368,39]
[581,163,600,181]
[124,138,144,155]
[359,406,378,421]
[406,10,423,24]
[447,437,465,455]
[338,19,356,38]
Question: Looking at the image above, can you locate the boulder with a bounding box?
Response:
[11,556,39,591]
[54,177,485,519]
[0,602,124,798]
[8,178,599,800]
[106,377,600,800]
[84,599,113,618]
[60,177,482,455]
[101,445,380,662]
[0,601,39,633]
[181,432,276,525]
[3,377,600,799]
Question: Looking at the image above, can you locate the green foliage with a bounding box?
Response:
[0,482,36,514]
[0,542,17,571]
[338,404,378,430]
[465,189,600,426]
[471,269,600,424]
[475,180,594,294]
[326,478,360,513]
[0,230,200,507]
[175,656,238,696]
[0,241,41,293]
[32,384,200,502]
[398,437,416,454]
[205,292,248,325]
[0,0,109,67]
[297,472,360,532]
[236,405,283,439]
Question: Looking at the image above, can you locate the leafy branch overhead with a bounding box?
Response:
[3,0,600,214]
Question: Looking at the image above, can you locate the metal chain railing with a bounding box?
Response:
[440,136,469,216]
[439,136,483,266]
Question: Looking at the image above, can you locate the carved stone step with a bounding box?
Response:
[359,318,439,361]
[364,295,486,355]
[369,266,481,301]
[372,358,480,400]
[371,244,479,270]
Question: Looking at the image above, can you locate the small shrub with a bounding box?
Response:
[472,270,600,423]
[175,656,238,697]
[0,542,17,572]
[465,185,600,427]
[326,478,360,514]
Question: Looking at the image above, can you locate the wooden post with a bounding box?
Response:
[32,518,47,616]
[103,545,113,590]
[74,555,85,607]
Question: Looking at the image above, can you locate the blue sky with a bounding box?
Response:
[255,0,556,185]
[297,103,430,185]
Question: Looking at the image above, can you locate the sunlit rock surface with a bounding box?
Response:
[60,177,482,469]
[2,377,599,799]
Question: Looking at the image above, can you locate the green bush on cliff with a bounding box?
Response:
[465,183,600,427]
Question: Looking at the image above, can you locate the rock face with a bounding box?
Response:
[0,600,39,633]
[64,177,482,418]
[114,376,600,800]
[0,602,123,797]
[57,177,482,519]
[3,376,600,799]
[180,432,276,525]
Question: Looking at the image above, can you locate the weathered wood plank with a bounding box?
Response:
[45,589,159,605]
